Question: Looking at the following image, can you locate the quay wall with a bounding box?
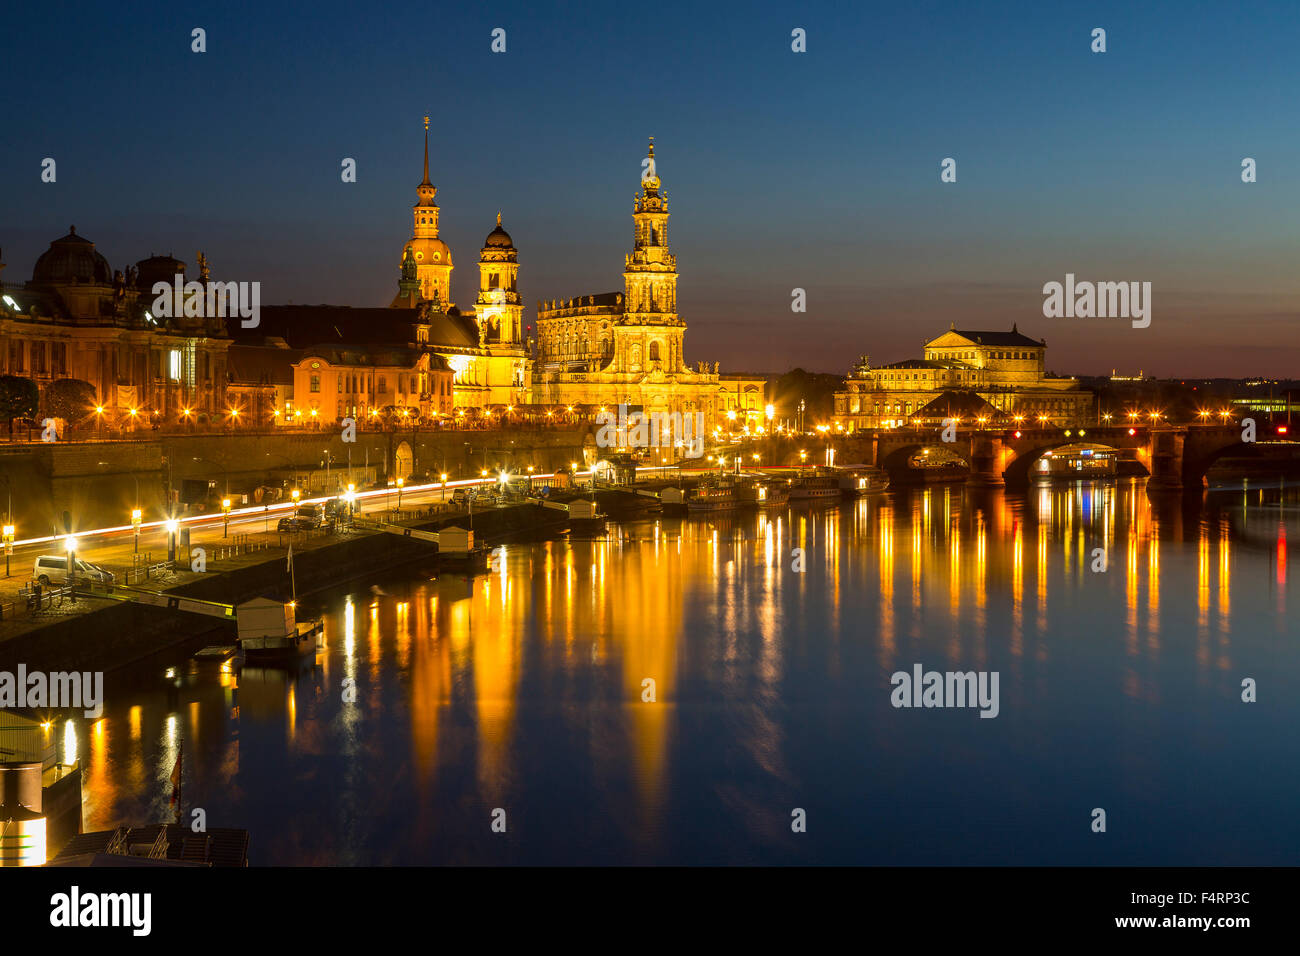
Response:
[0,427,590,534]
[0,504,569,677]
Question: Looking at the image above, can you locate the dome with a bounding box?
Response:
[482,213,514,249]
[406,237,452,266]
[31,226,112,286]
[135,254,187,291]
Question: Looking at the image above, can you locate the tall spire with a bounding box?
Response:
[421,115,431,186]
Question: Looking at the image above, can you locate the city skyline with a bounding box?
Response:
[4,1,1299,379]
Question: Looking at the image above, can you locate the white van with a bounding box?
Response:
[33,555,115,586]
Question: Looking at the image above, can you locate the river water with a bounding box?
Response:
[67,479,1298,865]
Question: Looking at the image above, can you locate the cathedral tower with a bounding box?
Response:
[392,116,454,308]
[476,212,522,345]
[617,138,684,373]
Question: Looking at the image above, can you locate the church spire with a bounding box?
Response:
[421,115,431,186]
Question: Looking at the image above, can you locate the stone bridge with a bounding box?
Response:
[864,424,1275,491]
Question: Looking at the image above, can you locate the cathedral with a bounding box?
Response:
[236,127,764,431]
[531,139,765,433]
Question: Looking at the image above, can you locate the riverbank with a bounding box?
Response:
[0,502,573,676]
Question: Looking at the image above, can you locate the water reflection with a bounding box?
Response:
[70,479,1299,865]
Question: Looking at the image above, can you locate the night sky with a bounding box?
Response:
[3,0,1298,377]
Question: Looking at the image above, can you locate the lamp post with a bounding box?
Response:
[396,476,404,511]
[346,482,357,522]
[131,508,142,553]
[440,473,448,501]
[165,518,178,563]
[2,524,13,578]
[222,498,232,538]
[65,534,76,599]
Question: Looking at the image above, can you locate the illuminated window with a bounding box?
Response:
[310,374,320,393]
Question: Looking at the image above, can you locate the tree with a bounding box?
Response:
[0,376,39,437]
[42,379,97,428]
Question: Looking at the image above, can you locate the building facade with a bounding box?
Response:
[531,140,764,438]
[386,117,530,409]
[835,324,1092,430]
[0,231,230,427]
[291,345,454,424]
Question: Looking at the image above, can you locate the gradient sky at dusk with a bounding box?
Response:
[3,0,1298,377]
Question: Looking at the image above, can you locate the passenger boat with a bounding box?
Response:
[237,597,322,662]
[838,466,891,497]
[789,470,842,501]
[686,478,740,514]
[737,478,790,508]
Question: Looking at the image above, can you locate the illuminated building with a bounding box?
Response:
[835,324,1093,430]
[0,233,230,426]
[531,139,765,437]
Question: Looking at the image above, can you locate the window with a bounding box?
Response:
[32,342,45,374]
[310,374,320,393]
[169,350,181,381]
[649,342,661,362]
[337,375,343,392]
[378,376,387,394]
[52,342,67,374]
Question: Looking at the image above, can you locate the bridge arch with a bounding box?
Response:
[877,443,969,483]
[1184,437,1300,488]
[394,441,413,480]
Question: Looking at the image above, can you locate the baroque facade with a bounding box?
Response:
[0,230,230,427]
[531,140,765,434]
[835,325,1093,430]
[386,117,530,408]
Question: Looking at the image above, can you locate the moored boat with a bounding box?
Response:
[838,465,891,497]
[567,497,608,535]
[237,597,322,662]
[686,478,740,513]
[789,469,842,501]
[737,477,790,508]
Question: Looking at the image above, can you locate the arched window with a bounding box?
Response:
[649,341,661,362]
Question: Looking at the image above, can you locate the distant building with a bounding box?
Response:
[0,232,230,426]
[835,324,1092,430]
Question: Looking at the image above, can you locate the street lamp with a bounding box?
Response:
[396,476,404,510]
[131,508,142,553]
[65,534,77,596]
[94,405,105,439]
[165,518,179,563]
[440,473,448,501]
[222,498,232,538]
[345,482,357,520]
[2,524,13,578]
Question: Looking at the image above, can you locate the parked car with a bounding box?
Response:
[33,555,115,586]
[278,504,326,532]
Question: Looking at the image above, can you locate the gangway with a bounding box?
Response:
[351,516,441,544]
[80,583,236,621]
